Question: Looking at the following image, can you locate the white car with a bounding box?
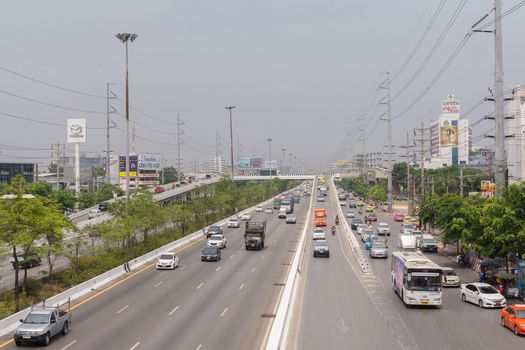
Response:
[442,267,460,287]
[241,213,252,221]
[255,206,263,212]
[346,211,355,218]
[227,217,240,228]
[156,252,179,270]
[312,228,326,240]
[356,224,367,235]
[377,223,390,236]
[317,196,326,202]
[361,228,374,242]
[207,234,227,249]
[264,208,274,214]
[88,209,100,219]
[461,282,506,308]
[339,201,346,206]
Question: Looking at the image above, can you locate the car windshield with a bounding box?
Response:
[423,239,435,243]
[516,310,525,318]
[209,226,220,232]
[314,229,324,234]
[404,224,415,229]
[372,242,386,249]
[314,240,328,247]
[442,269,456,276]
[230,218,238,221]
[364,229,374,234]
[379,224,388,228]
[203,247,217,254]
[24,313,49,324]
[159,254,174,260]
[358,224,367,229]
[210,235,222,241]
[352,219,363,224]
[479,285,499,294]
[287,215,296,219]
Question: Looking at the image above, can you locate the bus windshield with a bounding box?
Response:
[407,272,441,292]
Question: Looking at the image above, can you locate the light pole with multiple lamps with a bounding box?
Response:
[225,106,236,180]
[115,32,137,208]
[267,138,272,176]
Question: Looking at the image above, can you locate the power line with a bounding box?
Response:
[0,88,105,114]
[392,0,467,101]
[0,64,105,99]
[391,0,448,83]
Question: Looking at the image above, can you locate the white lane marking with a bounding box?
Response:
[230,254,235,259]
[196,282,204,290]
[196,345,203,350]
[61,340,78,350]
[169,305,180,316]
[251,267,256,273]
[117,305,130,314]
[260,255,265,260]
[216,266,222,271]
[239,283,245,290]
[154,281,163,288]
[220,307,229,317]
[180,265,186,270]
[130,342,141,350]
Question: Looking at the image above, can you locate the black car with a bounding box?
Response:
[351,218,364,230]
[11,253,42,269]
[98,202,109,211]
[201,246,221,261]
[205,225,223,238]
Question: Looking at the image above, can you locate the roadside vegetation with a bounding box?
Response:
[419,182,525,268]
[0,175,297,318]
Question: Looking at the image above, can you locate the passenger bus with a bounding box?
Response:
[273,197,283,209]
[391,252,442,306]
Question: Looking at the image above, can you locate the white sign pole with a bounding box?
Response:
[75,143,80,195]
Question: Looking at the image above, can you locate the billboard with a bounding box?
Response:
[250,158,263,169]
[238,157,251,168]
[67,119,87,143]
[336,159,349,166]
[119,155,138,177]
[264,160,277,170]
[441,94,460,114]
[139,153,162,170]
[440,119,458,147]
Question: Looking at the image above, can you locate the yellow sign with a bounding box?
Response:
[336,159,349,166]
[119,171,137,177]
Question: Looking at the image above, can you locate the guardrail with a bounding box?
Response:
[0,186,297,338]
[265,180,316,350]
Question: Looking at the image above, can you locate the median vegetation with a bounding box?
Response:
[0,176,298,318]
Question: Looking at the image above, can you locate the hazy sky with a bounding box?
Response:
[1,0,524,171]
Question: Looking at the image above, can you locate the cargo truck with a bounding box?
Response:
[315,208,327,227]
[244,221,266,250]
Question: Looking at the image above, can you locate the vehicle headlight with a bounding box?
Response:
[407,296,416,301]
[520,323,525,328]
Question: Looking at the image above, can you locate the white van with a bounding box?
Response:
[278,207,287,219]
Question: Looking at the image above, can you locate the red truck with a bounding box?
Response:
[315,209,326,227]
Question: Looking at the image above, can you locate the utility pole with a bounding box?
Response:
[494,0,506,195]
[225,106,236,179]
[105,83,112,184]
[402,132,413,214]
[289,153,293,172]
[215,131,221,176]
[281,148,285,173]
[419,122,426,203]
[267,138,273,176]
[177,113,184,181]
[54,142,61,190]
[380,72,393,212]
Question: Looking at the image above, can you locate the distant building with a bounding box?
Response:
[427,94,470,168]
[211,156,226,174]
[506,85,525,183]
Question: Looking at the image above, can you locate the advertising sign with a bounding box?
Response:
[441,94,460,114]
[139,153,162,170]
[264,160,277,170]
[67,119,87,143]
[238,157,251,168]
[336,159,349,166]
[440,119,458,147]
[119,155,138,177]
[250,158,263,169]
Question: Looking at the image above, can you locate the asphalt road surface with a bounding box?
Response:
[290,181,524,350]
[0,195,313,350]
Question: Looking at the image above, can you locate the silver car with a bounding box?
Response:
[286,214,297,224]
[346,211,355,218]
[313,240,330,258]
[356,224,367,235]
[369,241,388,258]
[156,252,180,269]
[361,228,374,242]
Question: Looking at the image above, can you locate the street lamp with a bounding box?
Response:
[267,138,272,176]
[225,106,236,180]
[281,148,285,173]
[115,32,138,208]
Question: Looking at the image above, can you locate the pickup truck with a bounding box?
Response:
[14,305,71,346]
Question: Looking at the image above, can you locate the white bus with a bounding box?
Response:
[391,252,442,306]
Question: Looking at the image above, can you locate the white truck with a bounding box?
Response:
[396,234,418,252]
[14,302,71,346]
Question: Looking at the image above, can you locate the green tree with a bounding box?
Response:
[161,166,181,184]
[368,185,387,206]
[52,189,77,211]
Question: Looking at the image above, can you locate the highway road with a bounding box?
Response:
[0,193,313,349]
[290,180,524,350]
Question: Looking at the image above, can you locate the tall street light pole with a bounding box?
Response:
[494,0,506,195]
[225,106,236,180]
[281,148,285,172]
[116,32,137,208]
[267,138,273,175]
